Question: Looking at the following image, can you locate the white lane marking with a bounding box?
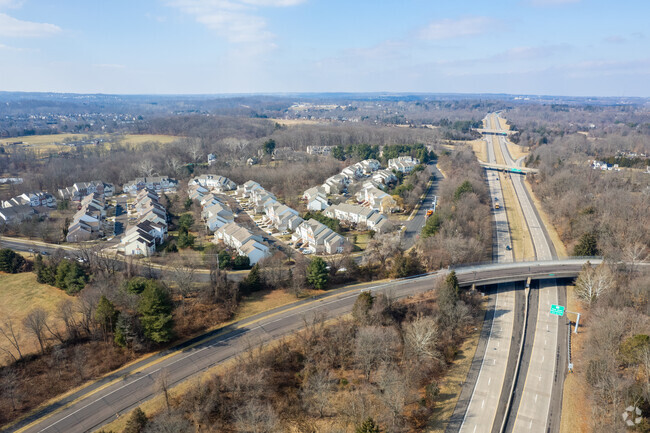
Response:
[488,377,491,386]
[482,400,485,409]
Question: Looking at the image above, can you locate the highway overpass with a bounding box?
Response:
[8,258,600,433]
[479,161,539,174]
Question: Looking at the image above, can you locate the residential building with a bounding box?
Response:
[123,176,178,195]
[265,203,303,231]
[294,219,349,254]
[214,222,270,265]
[372,169,398,188]
[203,202,235,232]
[356,186,399,213]
[58,181,115,201]
[0,205,35,223]
[207,153,216,166]
[122,189,168,255]
[388,156,420,173]
[306,145,333,155]
[189,174,236,192]
[66,193,106,242]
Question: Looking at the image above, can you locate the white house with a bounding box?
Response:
[189,174,236,192]
[238,239,270,265]
[388,156,420,173]
[307,194,329,211]
[294,219,349,254]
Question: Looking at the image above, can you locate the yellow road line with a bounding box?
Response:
[13,281,375,432]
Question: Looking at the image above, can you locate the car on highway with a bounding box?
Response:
[506,245,512,250]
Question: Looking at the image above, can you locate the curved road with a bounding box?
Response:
[5,259,596,433]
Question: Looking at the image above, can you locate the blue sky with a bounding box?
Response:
[0,0,648,96]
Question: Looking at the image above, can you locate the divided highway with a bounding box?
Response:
[6,259,593,433]
[455,116,516,433]
[488,113,564,433]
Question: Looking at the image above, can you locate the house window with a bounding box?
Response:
[336,247,343,253]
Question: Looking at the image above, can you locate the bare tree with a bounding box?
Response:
[233,399,280,433]
[375,364,408,431]
[23,308,48,354]
[58,299,81,341]
[575,262,614,307]
[1,367,21,412]
[403,313,441,362]
[156,369,171,415]
[354,326,400,380]
[138,159,155,177]
[301,369,333,418]
[0,318,23,362]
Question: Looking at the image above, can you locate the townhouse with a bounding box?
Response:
[214,222,270,265]
[0,205,35,223]
[58,180,115,201]
[293,219,349,254]
[388,156,420,173]
[66,193,106,242]
[188,174,237,193]
[203,202,235,232]
[356,186,399,213]
[2,191,56,208]
[122,189,168,255]
[323,203,394,233]
[123,176,178,195]
[265,203,303,231]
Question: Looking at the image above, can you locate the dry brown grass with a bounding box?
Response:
[500,173,535,260]
[270,118,326,126]
[524,178,568,257]
[559,285,591,433]
[235,288,324,321]
[468,139,488,163]
[0,133,181,156]
[426,323,483,432]
[0,272,74,362]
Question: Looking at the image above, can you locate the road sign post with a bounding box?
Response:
[550,304,565,316]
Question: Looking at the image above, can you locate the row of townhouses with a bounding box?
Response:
[66,193,107,242]
[1,191,56,208]
[188,174,237,193]
[214,222,270,265]
[388,156,420,173]
[0,205,34,223]
[123,176,178,195]
[292,219,349,255]
[323,203,394,233]
[236,180,278,214]
[264,202,303,232]
[355,186,399,213]
[58,181,115,201]
[121,189,168,256]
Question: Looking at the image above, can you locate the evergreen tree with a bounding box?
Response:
[307,257,329,290]
[0,248,26,273]
[242,264,262,292]
[95,296,118,337]
[138,283,174,344]
[422,212,442,238]
[263,138,276,155]
[453,180,474,201]
[122,407,147,433]
[356,417,381,433]
[573,231,599,256]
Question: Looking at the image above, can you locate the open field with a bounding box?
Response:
[0,272,73,362]
[270,118,327,126]
[0,133,181,155]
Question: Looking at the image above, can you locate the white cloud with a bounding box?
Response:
[418,16,495,41]
[0,12,61,38]
[166,0,304,45]
[0,0,24,9]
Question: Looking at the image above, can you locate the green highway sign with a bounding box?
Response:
[549,273,555,276]
[550,304,565,316]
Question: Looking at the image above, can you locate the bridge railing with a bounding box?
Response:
[450,256,603,273]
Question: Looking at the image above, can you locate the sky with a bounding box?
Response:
[0,0,648,96]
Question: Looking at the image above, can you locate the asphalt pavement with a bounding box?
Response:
[6,259,593,433]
